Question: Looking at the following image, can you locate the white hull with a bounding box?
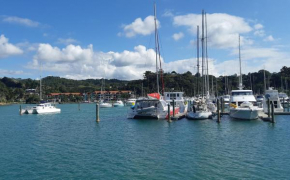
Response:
[127,109,168,119]
[186,111,212,120]
[230,108,259,120]
[32,108,61,114]
[100,103,113,108]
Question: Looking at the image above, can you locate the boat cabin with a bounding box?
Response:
[230,90,256,106]
[164,92,184,101]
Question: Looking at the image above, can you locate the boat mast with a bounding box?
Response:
[40,62,42,100]
[154,3,160,94]
[197,25,200,95]
[205,12,209,95]
[201,10,205,97]
[238,35,243,90]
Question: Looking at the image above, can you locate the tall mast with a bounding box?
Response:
[238,35,243,90]
[205,12,209,94]
[40,62,42,100]
[154,3,159,94]
[197,25,200,95]
[197,26,200,75]
[201,10,205,97]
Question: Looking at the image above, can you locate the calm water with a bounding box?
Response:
[1,104,290,179]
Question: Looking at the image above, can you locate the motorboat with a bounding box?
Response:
[229,36,261,120]
[164,92,188,117]
[263,88,283,113]
[113,100,124,107]
[125,98,136,106]
[256,95,264,102]
[99,100,113,108]
[223,95,230,105]
[278,92,289,103]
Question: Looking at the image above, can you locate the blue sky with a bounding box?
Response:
[0,0,290,80]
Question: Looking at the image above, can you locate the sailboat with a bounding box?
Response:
[229,36,261,120]
[187,10,214,120]
[21,64,61,114]
[127,3,170,119]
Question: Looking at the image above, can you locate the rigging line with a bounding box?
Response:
[156,28,165,95]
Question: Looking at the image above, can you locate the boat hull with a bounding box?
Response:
[230,108,258,120]
[32,109,61,114]
[186,111,212,120]
[100,103,113,108]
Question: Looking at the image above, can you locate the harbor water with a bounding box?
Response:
[1,104,290,179]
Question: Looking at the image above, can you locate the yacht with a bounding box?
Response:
[187,97,213,120]
[164,92,188,117]
[229,90,260,120]
[99,100,113,108]
[223,95,230,105]
[23,103,61,114]
[113,100,124,107]
[127,93,169,119]
[125,98,137,106]
[278,92,289,103]
[263,88,283,113]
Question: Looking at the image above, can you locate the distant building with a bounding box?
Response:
[94,90,132,100]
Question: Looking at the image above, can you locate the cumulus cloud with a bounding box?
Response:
[0,69,24,75]
[254,23,263,30]
[0,34,23,58]
[264,35,274,42]
[162,9,174,17]
[172,32,184,41]
[57,38,78,45]
[121,16,160,37]
[173,13,252,48]
[2,16,40,27]
[29,44,160,80]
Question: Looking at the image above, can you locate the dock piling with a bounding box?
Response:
[96,103,100,122]
[267,99,270,118]
[217,99,220,123]
[271,102,275,123]
[167,104,171,122]
[288,100,290,112]
[221,98,224,114]
[78,102,80,111]
[19,105,22,115]
[172,99,175,118]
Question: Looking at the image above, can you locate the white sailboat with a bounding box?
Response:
[229,36,261,120]
[187,10,213,120]
[127,3,170,119]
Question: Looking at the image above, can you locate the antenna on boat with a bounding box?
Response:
[238,35,243,90]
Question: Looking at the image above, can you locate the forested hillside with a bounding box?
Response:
[0,66,289,103]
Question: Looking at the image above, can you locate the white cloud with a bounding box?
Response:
[0,34,23,58]
[163,9,174,17]
[0,69,24,75]
[254,30,265,37]
[57,38,78,45]
[172,32,184,41]
[2,16,40,27]
[254,23,263,30]
[263,35,274,42]
[29,44,159,80]
[173,13,252,48]
[121,16,160,37]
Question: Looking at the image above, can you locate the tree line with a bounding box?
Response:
[1,66,289,103]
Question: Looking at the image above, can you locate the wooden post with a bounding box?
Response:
[96,103,100,122]
[288,100,289,112]
[217,98,220,123]
[267,98,270,118]
[78,102,80,111]
[271,102,275,123]
[283,98,285,111]
[221,98,224,114]
[172,99,175,118]
[167,104,171,122]
[19,105,22,115]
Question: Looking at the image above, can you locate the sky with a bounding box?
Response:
[0,0,290,80]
